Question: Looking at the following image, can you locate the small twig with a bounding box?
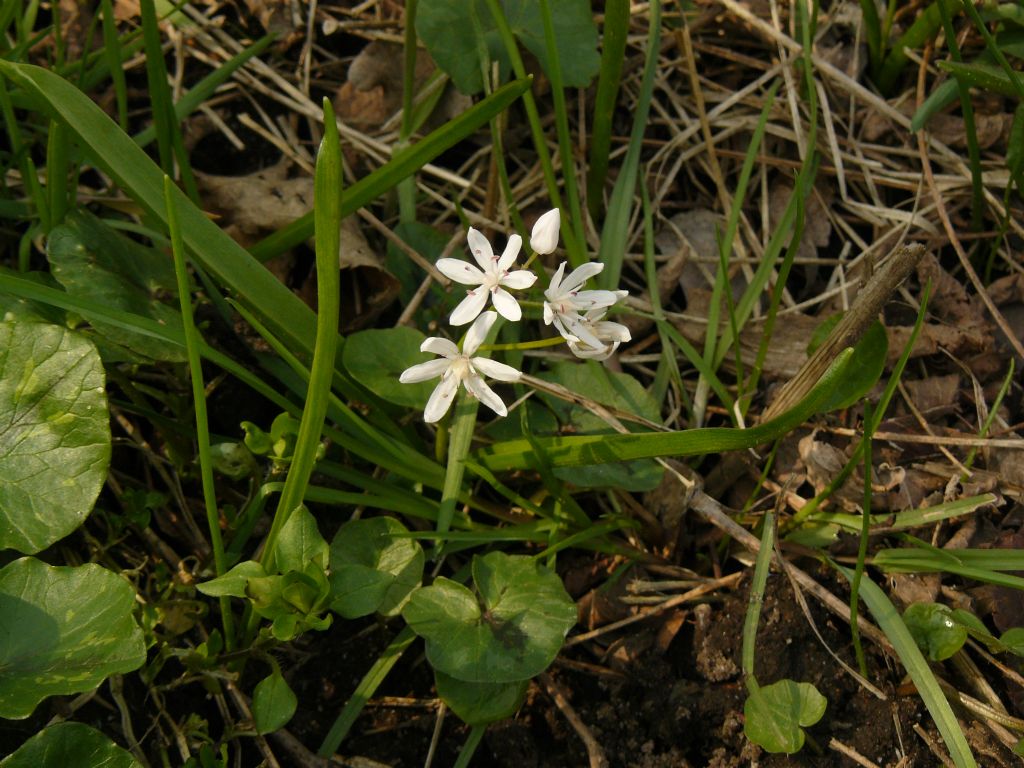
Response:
[829,737,881,768]
[422,701,446,768]
[539,674,608,768]
[913,723,958,768]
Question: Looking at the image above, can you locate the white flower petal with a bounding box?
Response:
[593,320,631,343]
[490,287,522,321]
[472,357,522,382]
[563,313,605,349]
[551,313,580,343]
[423,372,460,423]
[546,262,567,297]
[466,228,494,271]
[399,357,451,383]
[436,258,485,286]
[500,269,537,290]
[561,262,604,293]
[463,374,507,417]
[543,301,555,325]
[462,311,497,355]
[571,289,623,311]
[449,289,489,326]
[530,208,561,255]
[497,234,522,272]
[568,340,619,360]
[420,337,459,357]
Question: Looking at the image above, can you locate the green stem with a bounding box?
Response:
[479,336,566,352]
[435,392,480,552]
[164,175,234,649]
[452,725,487,768]
[850,403,874,677]
[742,509,776,694]
[260,99,343,572]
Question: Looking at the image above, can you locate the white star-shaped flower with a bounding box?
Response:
[399,312,521,423]
[543,261,628,346]
[566,309,632,360]
[436,228,537,326]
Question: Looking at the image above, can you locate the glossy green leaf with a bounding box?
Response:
[903,603,968,661]
[807,316,887,410]
[402,552,576,683]
[744,679,827,754]
[539,363,664,492]
[276,506,329,574]
[0,322,110,554]
[252,671,297,734]
[416,0,599,94]
[0,558,146,719]
[196,560,266,599]
[329,517,424,619]
[343,326,433,408]
[434,670,528,725]
[1,722,142,768]
[47,210,184,361]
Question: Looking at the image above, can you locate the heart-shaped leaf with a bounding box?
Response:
[0,722,142,768]
[329,517,424,618]
[416,0,600,94]
[277,506,329,573]
[744,679,827,754]
[0,321,111,554]
[252,671,297,735]
[403,552,576,683]
[904,603,968,661]
[46,210,184,362]
[434,670,528,725]
[342,327,434,408]
[0,557,147,719]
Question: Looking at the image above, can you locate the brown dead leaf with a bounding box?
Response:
[889,573,941,606]
[903,374,960,414]
[862,102,1012,150]
[243,0,302,47]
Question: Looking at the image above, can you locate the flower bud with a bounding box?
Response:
[529,208,561,255]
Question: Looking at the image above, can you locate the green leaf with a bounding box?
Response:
[252,671,297,734]
[807,316,887,410]
[434,670,528,725]
[998,628,1024,656]
[402,552,576,683]
[196,560,267,599]
[416,0,599,94]
[744,679,827,754]
[903,603,968,661]
[0,558,146,719]
[276,506,329,573]
[937,59,1024,97]
[343,327,434,408]
[0,322,111,554]
[329,517,424,619]
[1,722,142,768]
[46,211,184,361]
[539,363,664,492]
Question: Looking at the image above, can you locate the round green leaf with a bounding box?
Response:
[402,552,576,683]
[342,327,434,408]
[329,517,424,618]
[1,722,142,768]
[252,671,297,735]
[0,557,147,719]
[435,670,528,725]
[744,680,827,754]
[903,602,968,661]
[46,210,184,362]
[0,322,111,554]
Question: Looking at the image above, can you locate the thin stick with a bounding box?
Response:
[540,674,608,768]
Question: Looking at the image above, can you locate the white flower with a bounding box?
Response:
[566,309,632,360]
[399,312,521,423]
[436,228,537,326]
[530,208,561,255]
[543,261,628,345]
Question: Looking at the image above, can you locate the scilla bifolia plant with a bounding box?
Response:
[400,208,632,422]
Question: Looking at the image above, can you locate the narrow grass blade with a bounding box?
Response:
[836,567,977,768]
[586,0,629,221]
[877,1,949,94]
[250,77,531,261]
[99,0,128,129]
[598,0,661,289]
[318,626,417,756]
[45,119,70,228]
[165,175,234,647]
[260,99,343,571]
[478,348,853,471]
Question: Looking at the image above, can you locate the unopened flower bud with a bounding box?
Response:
[530,208,561,255]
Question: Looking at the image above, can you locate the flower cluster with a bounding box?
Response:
[401,209,630,422]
